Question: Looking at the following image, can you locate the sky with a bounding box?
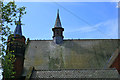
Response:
[3,0,120,2]
[10,2,118,40]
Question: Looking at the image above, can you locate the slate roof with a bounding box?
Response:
[23,39,120,78]
[30,69,119,78]
[24,39,119,70]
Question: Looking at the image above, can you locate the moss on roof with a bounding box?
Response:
[24,39,119,73]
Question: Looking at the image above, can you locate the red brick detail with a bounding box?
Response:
[14,56,24,76]
[110,53,120,74]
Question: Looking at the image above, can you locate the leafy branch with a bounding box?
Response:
[0,1,26,79]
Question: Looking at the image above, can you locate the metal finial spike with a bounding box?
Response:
[18,15,21,25]
[19,15,21,22]
[57,9,59,14]
[19,17,20,21]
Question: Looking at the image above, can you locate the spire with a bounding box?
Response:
[52,9,64,44]
[54,9,62,27]
[14,16,22,36]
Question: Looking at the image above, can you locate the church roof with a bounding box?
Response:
[31,69,119,78]
[23,39,119,77]
[14,17,22,36]
[54,9,62,28]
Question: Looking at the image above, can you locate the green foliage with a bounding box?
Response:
[0,1,26,79]
[2,50,16,78]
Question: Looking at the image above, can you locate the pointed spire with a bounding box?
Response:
[19,16,21,22]
[57,9,59,15]
[54,9,62,27]
[14,16,22,37]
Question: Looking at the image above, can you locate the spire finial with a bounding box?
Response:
[14,14,22,37]
[19,13,21,23]
[54,9,62,27]
[19,16,21,22]
[57,9,59,14]
[18,15,21,26]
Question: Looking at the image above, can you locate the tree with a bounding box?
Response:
[0,1,26,79]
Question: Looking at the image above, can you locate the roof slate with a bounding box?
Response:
[31,69,119,78]
[24,40,119,70]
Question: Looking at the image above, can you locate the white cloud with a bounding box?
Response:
[111,0,120,2]
[65,19,118,39]
[65,23,101,33]
[101,19,118,38]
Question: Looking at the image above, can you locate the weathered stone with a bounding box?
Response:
[23,39,119,77]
